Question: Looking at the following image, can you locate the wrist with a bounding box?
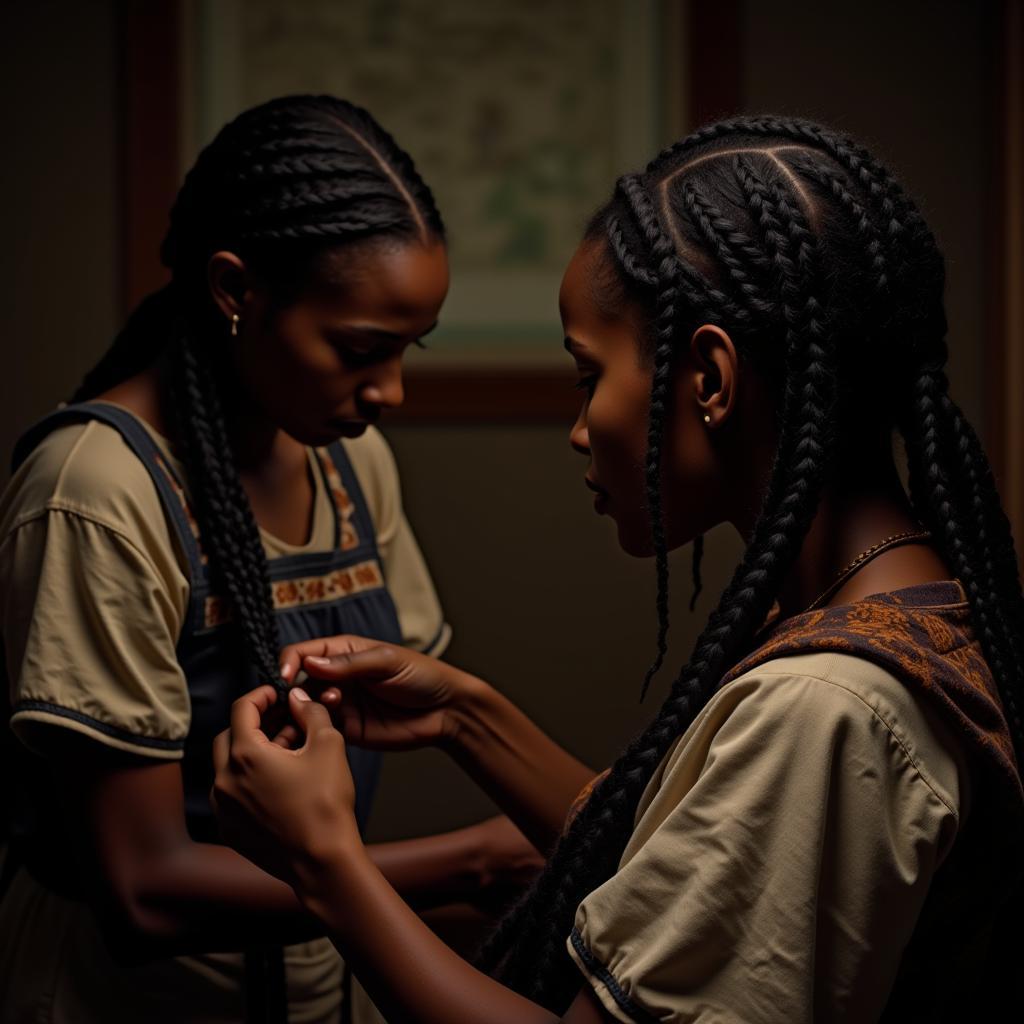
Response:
[440,670,498,753]
[290,831,368,923]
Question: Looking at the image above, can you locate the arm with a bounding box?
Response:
[298,835,612,1024]
[445,677,597,853]
[369,814,543,911]
[213,687,614,1024]
[282,639,595,852]
[55,733,540,961]
[52,736,319,961]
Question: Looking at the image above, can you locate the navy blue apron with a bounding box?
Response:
[9,402,405,1021]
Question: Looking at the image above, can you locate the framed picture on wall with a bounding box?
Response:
[180,0,687,416]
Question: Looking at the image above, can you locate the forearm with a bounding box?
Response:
[296,842,559,1024]
[367,820,487,909]
[445,678,595,853]
[112,839,322,957]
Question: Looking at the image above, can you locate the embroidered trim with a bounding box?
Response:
[569,929,659,1024]
[153,453,208,564]
[203,558,385,628]
[13,700,185,751]
[315,448,360,551]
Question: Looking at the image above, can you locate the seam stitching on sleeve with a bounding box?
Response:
[739,667,959,818]
[5,502,179,587]
[12,700,185,750]
[51,419,100,494]
[416,620,450,656]
[569,927,660,1024]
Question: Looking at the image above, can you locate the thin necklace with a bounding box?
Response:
[802,529,933,613]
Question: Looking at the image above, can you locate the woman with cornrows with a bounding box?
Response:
[212,117,1024,1023]
[0,96,538,1023]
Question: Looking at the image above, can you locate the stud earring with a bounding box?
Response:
[230,314,240,337]
[703,413,711,424]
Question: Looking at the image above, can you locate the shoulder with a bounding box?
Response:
[1,416,181,579]
[3,418,160,530]
[735,651,964,802]
[654,651,965,826]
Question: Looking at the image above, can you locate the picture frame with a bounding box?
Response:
[181,0,686,413]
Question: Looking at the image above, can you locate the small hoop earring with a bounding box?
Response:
[703,413,711,424]
[230,314,240,338]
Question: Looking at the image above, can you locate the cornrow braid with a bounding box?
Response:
[486,134,840,1012]
[689,532,704,611]
[618,172,684,701]
[172,335,284,685]
[904,367,1024,752]
[75,96,445,696]
[486,116,1023,1016]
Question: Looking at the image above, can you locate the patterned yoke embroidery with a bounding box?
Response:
[315,448,360,551]
[204,559,384,629]
[154,453,208,564]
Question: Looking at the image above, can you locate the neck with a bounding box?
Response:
[731,444,947,620]
[220,391,283,471]
[774,462,921,617]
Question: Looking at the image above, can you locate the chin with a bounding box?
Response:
[617,520,697,559]
[615,520,655,558]
[282,421,341,447]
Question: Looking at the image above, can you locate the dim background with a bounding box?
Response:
[2,0,1021,843]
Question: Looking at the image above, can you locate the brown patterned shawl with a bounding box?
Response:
[568,580,1023,1015]
[720,579,1024,1017]
[722,579,1022,809]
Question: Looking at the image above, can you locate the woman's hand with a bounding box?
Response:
[211,685,357,883]
[279,635,482,751]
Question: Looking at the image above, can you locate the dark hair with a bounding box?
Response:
[74,95,444,690]
[480,115,1024,1011]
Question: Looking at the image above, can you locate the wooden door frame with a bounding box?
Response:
[989,0,1024,564]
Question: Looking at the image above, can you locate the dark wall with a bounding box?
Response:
[0,2,119,455]
[0,2,997,843]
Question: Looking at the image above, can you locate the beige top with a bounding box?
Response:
[1,410,449,758]
[567,651,970,1024]
[0,409,446,1023]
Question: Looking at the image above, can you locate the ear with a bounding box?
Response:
[688,324,738,429]
[206,251,252,324]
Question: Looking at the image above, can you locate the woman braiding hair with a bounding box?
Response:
[3,95,543,1024]
[72,95,444,692]
[211,116,1024,1024]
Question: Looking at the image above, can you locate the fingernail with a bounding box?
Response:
[281,663,293,680]
[292,688,311,702]
[305,656,330,667]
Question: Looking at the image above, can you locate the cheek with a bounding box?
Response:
[240,325,350,412]
[588,390,646,486]
[661,418,716,544]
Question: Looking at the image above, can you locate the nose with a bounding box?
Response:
[569,405,590,456]
[359,356,405,410]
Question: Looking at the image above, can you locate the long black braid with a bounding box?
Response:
[73,95,444,691]
[480,116,1024,1012]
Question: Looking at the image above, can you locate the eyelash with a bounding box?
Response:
[336,338,428,364]
[574,374,598,395]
